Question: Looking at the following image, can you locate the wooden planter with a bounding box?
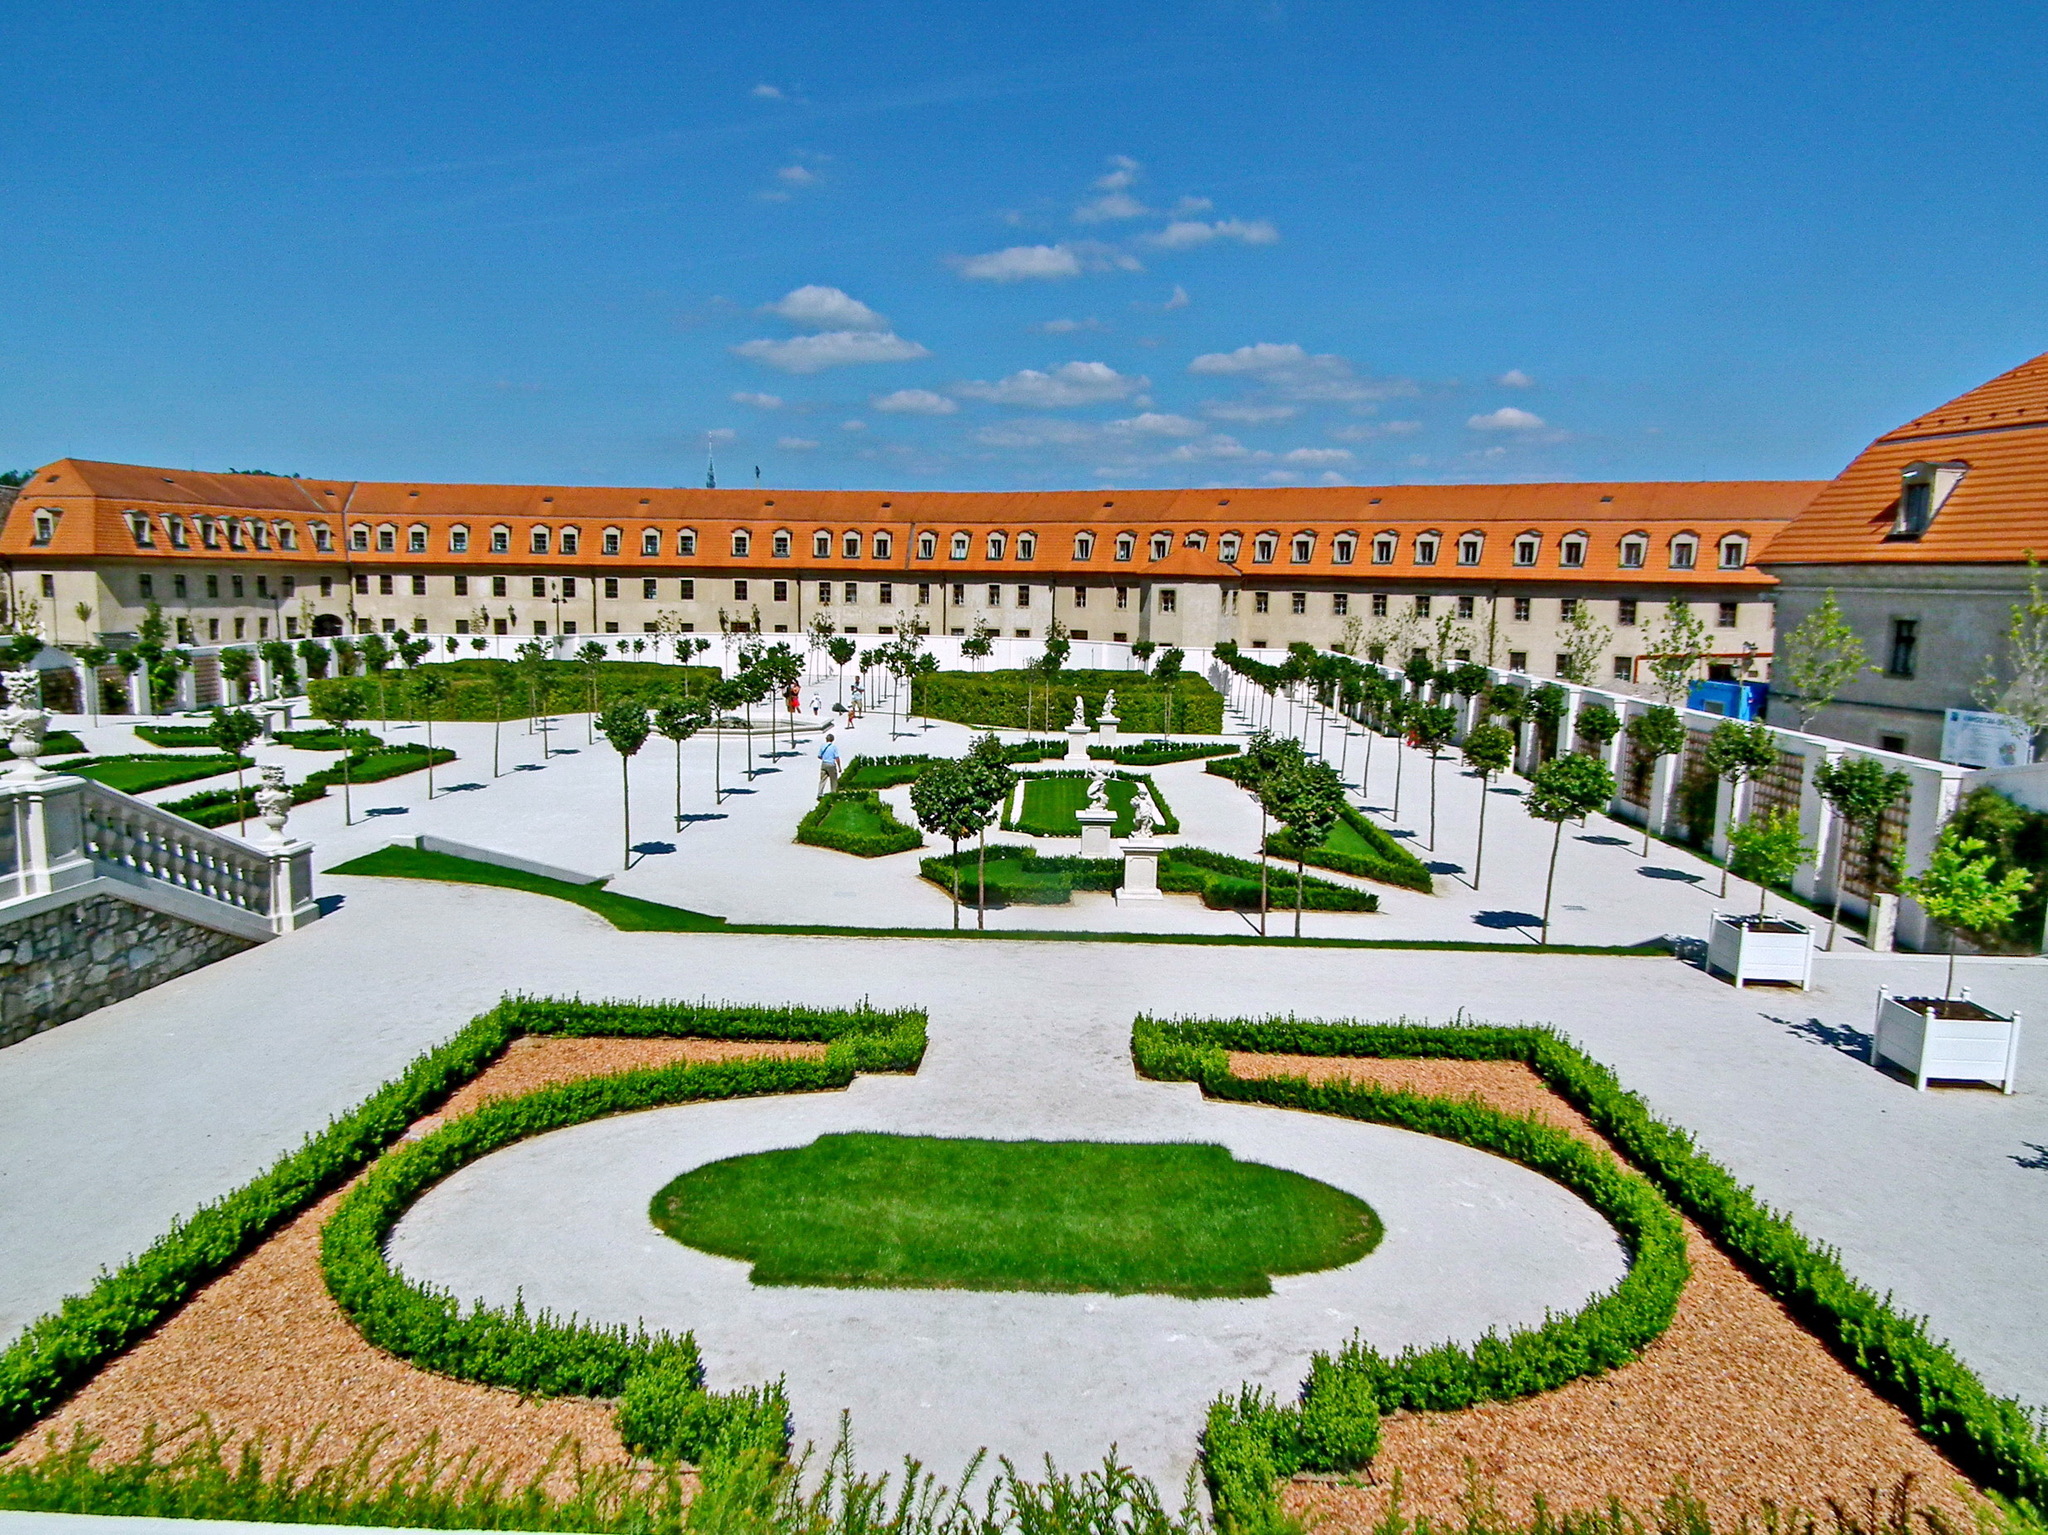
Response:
[1706,912,1813,989]
[1872,988,2022,1093]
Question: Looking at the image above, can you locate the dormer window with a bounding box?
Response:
[348,524,368,553]
[373,524,394,553]
[1184,531,1208,551]
[1413,533,1439,566]
[449,525,469,553]
[1559,534,1587,568]
[126,513,154,548]
[951,532,970,559]
[815,530,833,558]
[1332,534,1356,565]
[1717,535,1748,570]
[276,522,298,551]
[772,530,791,558]
[1290,533,1314,564]
[559,527,579,555]
[602,527,622,555]
[1514,533,1539,566]
[307,521,327,553]
[227,520,246,551]
[918,531,937,559]
[1252,533,1277,564]
[731,530,750,557]
[1372,533,1396,565]
[844,531,863,559]
[1015,532,1034,560]
[1893,461,1967,538]
[252,522,270,550]
[1116,532,1137,562]
[1619,535,1647,569]
[408,525,428,553]
[678,528,697,555]
[31,510,56,546]
[1074,532,1096,560]
[1668,535,1697,570]
[1457,533,1483,566]
[531,527,551,554]
[643,529,661,556]
[873,532,893,559]
[986,532,1007,560]
[1153,532,1173,561]
[1218,533,1241,563]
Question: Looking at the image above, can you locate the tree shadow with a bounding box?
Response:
[512,763,546,772]
[315,893,347,914]
[550,747,580,755]
[1768,1013,1874,1059]
[1425,860,1466,875]
[631,840,677,856]
[677,812,730,825]
[364,805,409,817]
[2011,1142,2048,1171]
[1472,909,1542,932]
[1385,827,1420,840]
[1579,834,1631,846]
[1488,785,1525,797]
[1640,866,1703,883]
[440,782,487,793]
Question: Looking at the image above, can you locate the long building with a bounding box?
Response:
[0,464,1806,693]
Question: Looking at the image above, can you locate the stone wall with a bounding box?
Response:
[0,893,255,1048]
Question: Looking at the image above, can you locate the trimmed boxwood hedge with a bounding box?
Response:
[839,753,939,789]
[1087,741,1240,766]
[0,731,84,761]
[1003,769,1180,838]
[0,995,923,1473]
[796,790,924,856]
[912,669,1222,735]
[1134,1013,2048,1532]
[1266,802,1434,895]
[919,844,1376,912]
[161,745,455,828]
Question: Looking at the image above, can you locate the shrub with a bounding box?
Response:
[618,1369,792,1465]
[275,727,383,752]
[0,731,84,761]
[918,845,1377,913]
[1087,741,1241,766]
[796,790,924,856]
[912,669,1222,734]
[839,753,939,789]
[309,660,721,723]
[1265,802,1434,894]
[129,725,221,748]
[1004,769,1180,838]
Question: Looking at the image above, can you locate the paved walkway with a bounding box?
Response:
[390,1004,1624,1486]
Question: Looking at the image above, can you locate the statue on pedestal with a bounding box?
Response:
[254,764,295,845]
[1100,689,1118,719]
[1129,787,1159,839]
[1068,694,1088,732]
[1,669,48,779]
[1085,766,1111,809]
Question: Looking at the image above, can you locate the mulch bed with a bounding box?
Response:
[1225,1052,1982,1527]
[3,1037,826,1487]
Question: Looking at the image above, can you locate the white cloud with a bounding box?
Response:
[954,360,1147,407]
[762,285,885,330]
[1163,284,1190,309]
[751,83,785,99]
[974,418,1100,449]
[1107,411,1204,437]
[776,164,819,187]
[841,419,866,431]
[777,436,819,450]
[1331,419,1423,439]
[1204,401,1297,423]
[1467,406,1546,431]
[1189,342,1319,375]
[733,331,929,373]
[1187,342,1407,404]
[1282,447,1355,465]
[1036,317,1102,333]
[1074,191,1149,223]
[1496,369,1535,388]
[1094,155,1140,191]
[952,244,1085,281]
[871,388,958,415]
[730,391,784,410]
[1166,434,1270,463]
[1172,196,1213,215]
[706,427,737,442]
[1149,218,1279,249]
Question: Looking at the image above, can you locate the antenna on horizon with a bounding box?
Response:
[705,436,716,490]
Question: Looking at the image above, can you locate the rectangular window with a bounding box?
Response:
[1880,733,1908,753]
[492,576,507,597]
[1513,596,1531,621]
[1618,598,1637,626]
[1254,591,1270,614]
[644,578,658,599]
[734,580,749,600]
[1508,650,1528,671]
[562,577,576,598]
[1015,585,1030,607]
[39,573,54,598]
[1072,586,1087,607]
[849,583,863,604]
[411,574,427,596]
[878,582,893,605]
[532,577,547,598]
[453,575,469,597]
[986,584,1001,606]
[139,573,154,599]
[1613,656,1635,681]
[773,580,789,602]
[1370,593,1387,617]
[320,576,334,597]
[917,584,931,605]
[1414,594,1431,617]
[1289,592,1305,614]
[604,577,619,599]
[173,574,188,598]
[605,622,619,633]
[1160,589,1177,613]
[1332,593,1349,615]
[1116,586,1130,609]
[818,582,832,603]
[563,620,578,634]
[1555,654,1572,676]
[1718,601,1738,628]
[354,574,368,595]
[378,574,394,596]
[534,620,548,635]
[1900,482,1933,536]
[208,618,220,640]
[1888,618,1918,678]
[1560,597,1579,619]
[1456,594,1475,620]
[680,579,695,599]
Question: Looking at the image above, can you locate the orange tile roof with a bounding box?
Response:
[1763,351,2048,566]
[3,459,1816,586]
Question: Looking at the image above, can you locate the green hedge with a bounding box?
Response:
[160,745,455,828]
[1134,1013,2048,1529]
[1266,802,1434,895]
[796,790,925,856]
[912,669,1222,734]
[309,659,722,723]
[1004,769,1180,838]
[0,995,921,1471]
[46,753,254,794]
[275,727,383,752]
[919,845,1376,913]
[130,725,221,748]
[0,731,84,761]
[839,753,939,789]
[1088,741,1240,766]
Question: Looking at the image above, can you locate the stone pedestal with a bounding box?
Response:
[1115,837,1166,903]
[1077,806,1117,858]
[1065,725,1089,759]
[1097,711,1120,740]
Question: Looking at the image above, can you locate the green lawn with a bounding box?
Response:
[50,753,253,793]
[1012,772,1177,837]
[795,790,923,856]
[651,1132,1381,1298]
[325,845,727,930]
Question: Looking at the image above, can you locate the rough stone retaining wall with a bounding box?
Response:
[0,894,255,1048]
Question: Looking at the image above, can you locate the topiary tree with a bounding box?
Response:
[1129,638,1157,669]
[1446,661,1492,709]
[296,638,331,681]
[1624,705,1688,856]
[1261,757,1345,939]
[217,646,256,705]
[596,701,651,866]
[1525,753,1618,945]
[411,667,449,799]
[209,706,262,832]
[826,635,856,704]
[1526,682,1570,762]
[1238,729,1306,935]
[1575,703,1621,757]
[1898,824,2034,998]
[314,679,366,824]
[1811,754,1912,950]
[1460,722,1516,891]
[653,694,712,827]
[259,639,299,698]
[909,758,990,930]
[1702,720,1780,897]
[1401,650,1435,699]
[577,639,611,743]
[963,732,1018,930]
[1409,701,1460,850]
[1727,807,1813,918]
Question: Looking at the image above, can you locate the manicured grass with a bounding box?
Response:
[651,1132,1381,1298]
[49,753,253,793]
[795,790,923,856]
[1010,771,1178,837]
[326,846,728,930]
[0,731,84,761]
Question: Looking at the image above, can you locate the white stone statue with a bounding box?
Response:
[1,669,48,779]
[1068,694,1088,731]
[1085,766,1112,809]
[1129,786,1159,838]
[254,764,294,844]
[1100,689,1118,718]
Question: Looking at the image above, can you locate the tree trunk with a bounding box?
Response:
[492,711,501,778]
[1540,818,1565,945]
[234,765,246,834]
[341,754,353,826]
[1826,824,1847,951]
[976,828,987,932]
[1428,752,1439,848]
[673,736,684,829]
[621,755,632,865]
[713,725,722,804]
[1945,930,1958,1000]
[426,718,436,799]
[949,835,961,930]
[1295,854,1305,939]
[1258,803,1270,937]
[1473,773,1490,890]
[1392,738,1404,821]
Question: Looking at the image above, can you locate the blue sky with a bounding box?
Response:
[6,1,2048,492]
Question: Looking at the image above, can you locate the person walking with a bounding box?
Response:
[817,732,841,794]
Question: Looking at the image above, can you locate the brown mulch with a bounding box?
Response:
[1226,1052,1984,1527]
[3,1037,825,1487]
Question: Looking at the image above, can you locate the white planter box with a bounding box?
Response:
[1872,989,2022,1093]
[1706,912,1813,989]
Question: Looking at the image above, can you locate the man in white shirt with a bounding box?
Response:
[817,733,841,794]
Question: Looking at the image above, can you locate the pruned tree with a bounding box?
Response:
[1261,757,1345,938]
[1701,719,1779,897]
[1974,552,2048,755]
[1898,824,2034,998]
[1779,591,1873,728]
[1645,600,1713,707]
[653,694,712,827]
[596,701,651,866]
[1624,705,1688,856]
[1525,753,1618,945]
[1460,722,1515,891]
[1811,754,1912,950]
[217,646,257,705]
[314,679,366,824]
[209,706,262,832]
[1409,702,1460,849]
[1575,703,1622,757]
[962,732,1018,931]
[909,759,989,930]
[411,667,449,798]
[1727,807,1812,918]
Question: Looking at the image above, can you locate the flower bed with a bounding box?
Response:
[1265,802,1434,894]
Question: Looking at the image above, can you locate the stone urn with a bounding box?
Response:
[253,764,295,844]
[1,669,49,779]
